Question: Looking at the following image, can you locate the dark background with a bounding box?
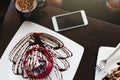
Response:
[0,0,120,25]
[0,0,10,24]
[62,0,120,25]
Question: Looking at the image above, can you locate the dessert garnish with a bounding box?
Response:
[9,33,73,80]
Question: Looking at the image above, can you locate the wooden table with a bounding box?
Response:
[1,0,120,80]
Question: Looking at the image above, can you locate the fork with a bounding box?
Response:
[96,43,120,72]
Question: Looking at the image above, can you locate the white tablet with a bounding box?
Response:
[52,10,88,31]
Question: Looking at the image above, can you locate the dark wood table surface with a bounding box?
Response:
[62,0,120,25]
[1,0,120,80]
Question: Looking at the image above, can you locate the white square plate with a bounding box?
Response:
[0,21,84,80]
[95,46,116,80]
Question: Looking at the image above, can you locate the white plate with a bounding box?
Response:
[95,46,120,80]
[0,21,84,80]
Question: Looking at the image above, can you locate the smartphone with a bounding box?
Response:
[52,10,88,32]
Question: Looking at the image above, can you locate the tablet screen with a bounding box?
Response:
[56,12,84,30]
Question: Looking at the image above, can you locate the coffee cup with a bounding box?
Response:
[15,0,47,19]
[106,0,120,12]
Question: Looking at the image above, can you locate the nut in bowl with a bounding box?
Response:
[15,0,38,13]
[9,32,73,80]
[15,0,47,19]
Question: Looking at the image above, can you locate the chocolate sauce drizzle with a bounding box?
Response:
[102,62,120,80]
[9,32,73,80]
